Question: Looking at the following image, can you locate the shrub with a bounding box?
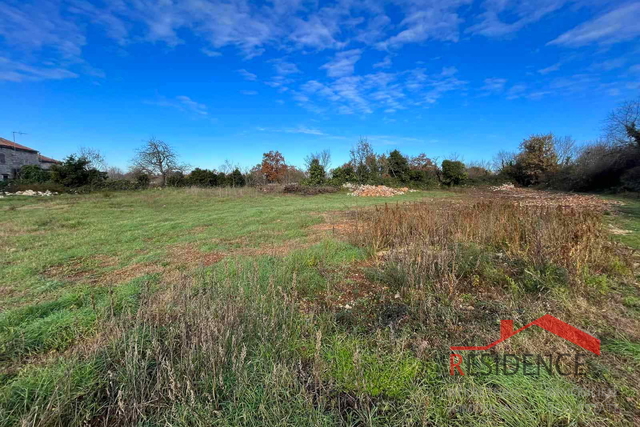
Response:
[228,168,246,187]
[4,182,66,193]
[17,165,50,184]
[187,168,218,187]
[330,164,356,185]
[135,173,150,188]
[50,155,106,188]
[440,160,466,186]
[621,166,640,192]
[166,171,186,187]
[283,184,339,195]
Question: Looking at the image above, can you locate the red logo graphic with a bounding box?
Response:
[450,314,600,354]
[449,315,600,376]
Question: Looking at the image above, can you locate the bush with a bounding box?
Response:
[50,155,107,188]
[5,182,66,193]
[166,172,186,187]
[330,164,356,185]
[440,160,466,186]
[621,166,640,192]
[228,168,246,187]
[187,168,218,187]
[17,165,50,184]
[97,180,140,191]
[407,169,439,188]
[135,173,150,188]
[283,184,339,195]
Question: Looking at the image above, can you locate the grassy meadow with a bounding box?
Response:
[1,188,639,426]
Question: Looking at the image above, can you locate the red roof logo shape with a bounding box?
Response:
[450,314,600,355]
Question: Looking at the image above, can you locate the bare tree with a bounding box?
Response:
[605,98,640,147]
[492,150,517,172]
[446,152,463,162]
[131,138,184,186]
[106,166,125,180]
[304,149,331,171]
[220,159,239,174]
[79,147,107,171]
[553,135,578,166]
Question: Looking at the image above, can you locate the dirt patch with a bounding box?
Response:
[42,255,120,283]
[100,262,165,285]
[166,243,224,267]
[301,262,393,316]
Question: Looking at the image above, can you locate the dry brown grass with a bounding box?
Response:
[350,199,631,293]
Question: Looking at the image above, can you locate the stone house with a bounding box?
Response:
[0,137,60,181]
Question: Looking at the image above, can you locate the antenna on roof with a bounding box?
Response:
[12,131,27,143]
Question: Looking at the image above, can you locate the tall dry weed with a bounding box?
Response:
[351,200,629,296]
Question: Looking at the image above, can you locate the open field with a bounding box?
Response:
[1,188,639,426]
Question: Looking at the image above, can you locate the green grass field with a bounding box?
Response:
[1,188,639,426]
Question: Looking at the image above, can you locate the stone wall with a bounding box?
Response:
[0,147,40,179]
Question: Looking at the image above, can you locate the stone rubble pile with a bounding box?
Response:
[347,184,411,197]
[1,190,58,198]
[489,183,516,192]
[483,183,622,211]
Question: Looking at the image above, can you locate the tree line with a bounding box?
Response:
[4,98,639,193]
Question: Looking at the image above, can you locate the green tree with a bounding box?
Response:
[50,155,106,187]
[229,168,246,187]
[441,160,467,186]
[513,134,559,186]
[330,163,356,184]
[387,150,410,182]
[307,159,326,186]
[188,168,218,186]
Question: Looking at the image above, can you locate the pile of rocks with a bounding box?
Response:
[489,183,516,192]
[349,185,408,197]
[1,190,58,198]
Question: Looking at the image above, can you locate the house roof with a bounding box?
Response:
[0,137,38,153]
[39,154,60,164]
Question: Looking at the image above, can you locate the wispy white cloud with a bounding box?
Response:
[373,55,392,69]
[590,57,627,71]
[468,0,569,38]
[321,49,362,78]
[538,62,562,75]
[480,77,507,95]
[284,126,326,135]
[146,95,208,116]
[272,59,301,75]
[295,65,467,116]
[377,2,469,49]
[238,69,258,81]
[201,48,222,57]
[506,84,527,100]
[0,57,78,82]
[549,3,640,47]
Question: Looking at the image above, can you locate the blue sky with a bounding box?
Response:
[1,0,639,171]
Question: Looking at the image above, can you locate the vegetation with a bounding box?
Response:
[50,155,106,188]
[131,137,186,186]
[440,159,467,186]
[1,188,638,426]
